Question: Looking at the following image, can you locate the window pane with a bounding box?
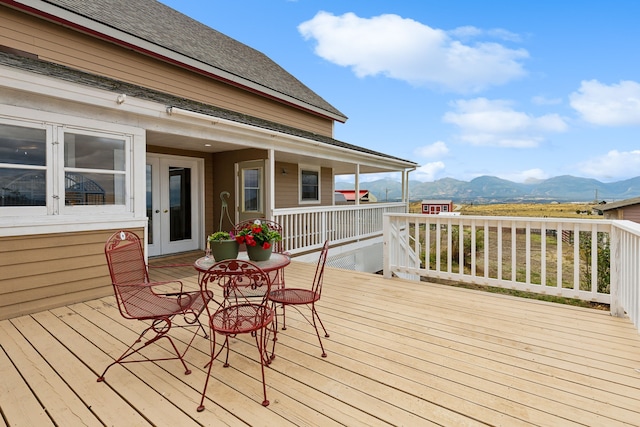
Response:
[244,169,259,188]
[0,169,46,206]
[243,168,260,212]
[301,170,319,200]
[0,124,46,166]
[244,188,258,211]
[0,123,47,206]
[64,133,125,171]
[65,172,125,205]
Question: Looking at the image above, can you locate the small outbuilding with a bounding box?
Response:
[421,199,453,214]
[596,197,640,223]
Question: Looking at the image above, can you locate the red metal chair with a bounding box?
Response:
[268,240,330,357]
[198,259,275,410]
[97,230,212,382]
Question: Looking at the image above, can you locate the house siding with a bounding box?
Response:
[0,5,334,137]
[0,228,142,320]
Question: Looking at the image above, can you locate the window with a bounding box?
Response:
[63,132,126,206]
[242,167,261,212]
[0,117,131,215]
[0,122,47,207]
[300,167,320,203]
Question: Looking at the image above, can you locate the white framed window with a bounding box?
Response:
[0,116,132,216]
[299,165,320,204]
[241,166,262,213]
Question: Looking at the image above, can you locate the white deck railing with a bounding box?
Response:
[274,202,406,254]
[384,213,640,331]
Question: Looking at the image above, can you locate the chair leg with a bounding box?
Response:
[281,304,287,330]
[97,319,191,382]
[255,326,270,407]
[197,332,218,412]
[311,305,329,358]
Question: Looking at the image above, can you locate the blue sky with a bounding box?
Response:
[158,1,640,184]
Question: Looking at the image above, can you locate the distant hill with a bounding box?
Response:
[335,175,640,203]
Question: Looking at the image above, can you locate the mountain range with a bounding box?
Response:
[336,175,640,204]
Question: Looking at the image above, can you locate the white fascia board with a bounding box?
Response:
[166,107,416,171]
[11,0,345,122]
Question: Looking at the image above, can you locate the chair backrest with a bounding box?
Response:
[312,241,330,297]
[200,259,271,308]
[233,218,284,253]
[105,230,149,285]
[104,230,151,318]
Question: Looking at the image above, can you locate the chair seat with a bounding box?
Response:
[269,288,319,305]
[121,289,206,319]
[211,303,274,334]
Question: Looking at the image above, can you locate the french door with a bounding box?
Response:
[147,154,202,256]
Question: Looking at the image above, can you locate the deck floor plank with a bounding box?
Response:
[2,256,640,426]
[0,323,55,427]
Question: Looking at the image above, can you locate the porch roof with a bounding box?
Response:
[0,52,417,173]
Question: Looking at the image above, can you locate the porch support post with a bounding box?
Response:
[267,149,275,220]
[354,164,360,206]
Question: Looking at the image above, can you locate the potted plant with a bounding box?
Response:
[208,231,239,261]
[235,220,282,261]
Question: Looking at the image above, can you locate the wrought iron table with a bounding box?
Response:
[193,252,290,275]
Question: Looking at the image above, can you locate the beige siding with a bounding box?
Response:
[0,228,143,320]
[274,162,334,208]
[275,161,301,207]
[0,6,334,136]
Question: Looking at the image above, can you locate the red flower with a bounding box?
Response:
[235,235,245,244]
[262,241,271,250]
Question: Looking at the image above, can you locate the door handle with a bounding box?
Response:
[163,209,168,213]
[155,209,160,213]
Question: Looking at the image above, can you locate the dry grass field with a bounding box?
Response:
[406,202,608,309]
[410,202,600,218]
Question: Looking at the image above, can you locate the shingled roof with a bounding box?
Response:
[0,51,416,166]
[34,0,347,121]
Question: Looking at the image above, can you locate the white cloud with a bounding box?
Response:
[570,80,640,126]
[577,150,640,181]
[443,98,568,147]
[414,141,449,158]
[298,12,528,93]
[413,161,446,181]
[449,26,522,42]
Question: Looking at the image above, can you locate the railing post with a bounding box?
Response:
[609,224,622,317]
[383,214,391,279]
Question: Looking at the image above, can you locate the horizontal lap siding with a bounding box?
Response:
[0,228,143,320]
[0,6,334,136]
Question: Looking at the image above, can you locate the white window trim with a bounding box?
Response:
[0,106,143,225]
[298,165,321,205]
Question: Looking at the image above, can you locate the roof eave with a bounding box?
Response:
[5,0,348,123]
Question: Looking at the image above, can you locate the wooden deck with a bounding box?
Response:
[2,254,640,426]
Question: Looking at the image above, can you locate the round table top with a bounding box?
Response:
[194,251,291,273]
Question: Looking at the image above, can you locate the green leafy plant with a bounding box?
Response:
[208,231,234,242]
